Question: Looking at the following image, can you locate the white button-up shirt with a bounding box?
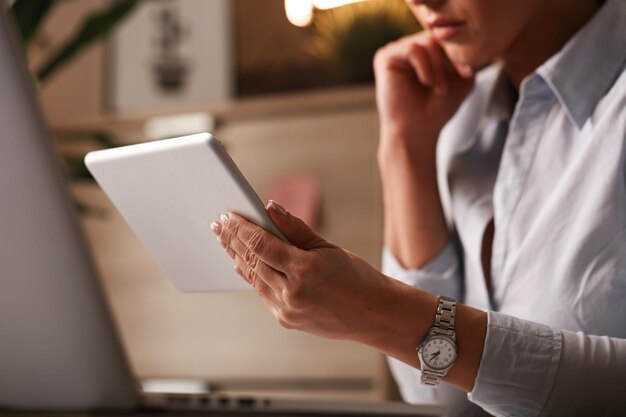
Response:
[382,0,626,415]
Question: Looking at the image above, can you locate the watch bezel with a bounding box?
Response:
[418,334,458,371]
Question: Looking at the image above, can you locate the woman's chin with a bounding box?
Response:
[445,46,495,72]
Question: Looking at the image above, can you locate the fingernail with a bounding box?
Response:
[210,221,222,234]
[220,213,229,225]
[269,200,287,215]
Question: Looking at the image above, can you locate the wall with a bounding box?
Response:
[26,0,398,400]
[73,87,394,399]
[28,0,106,124]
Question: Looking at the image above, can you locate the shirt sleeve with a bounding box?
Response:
[381,239,462,300]
[469,311,626,417]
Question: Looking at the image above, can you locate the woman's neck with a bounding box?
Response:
[503,0,602,89]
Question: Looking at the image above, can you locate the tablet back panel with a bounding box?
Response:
[85,133,284,292]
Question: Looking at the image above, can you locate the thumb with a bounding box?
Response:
[266,200,328,250]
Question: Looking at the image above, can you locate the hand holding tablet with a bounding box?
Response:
[85,133,287,292]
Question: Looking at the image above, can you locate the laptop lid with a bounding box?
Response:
[0,4,137,410]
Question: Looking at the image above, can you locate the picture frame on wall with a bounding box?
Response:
[107,0,233,113]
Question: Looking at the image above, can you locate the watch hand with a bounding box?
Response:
[429,351,441,359]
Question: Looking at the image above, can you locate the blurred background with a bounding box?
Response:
[10,0,421,401]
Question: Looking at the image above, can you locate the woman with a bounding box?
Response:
[211,0,626,415]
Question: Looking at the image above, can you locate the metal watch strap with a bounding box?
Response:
[420,295,457,386]
[433,295,456,336]
[421,368,447,386]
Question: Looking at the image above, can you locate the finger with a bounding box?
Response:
[235,264,290,329]
[213,219,286,292]
[234,264,294,330]
[266,200,329,250]
[218,213,296,272]
[229,235,287,293]
[397,32,473,89]
[406,42,434,87]
[233,259,283,295]
[425,39,451,96]
[212,220,236,258]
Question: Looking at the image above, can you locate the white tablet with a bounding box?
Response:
[85,132,287,292]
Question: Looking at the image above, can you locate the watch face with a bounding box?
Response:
[421,336,457,370]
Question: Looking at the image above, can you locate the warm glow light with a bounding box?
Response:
[312,0,367,10]
[285,0,369,27]
[285,0,314,27]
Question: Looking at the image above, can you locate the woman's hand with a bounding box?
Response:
[210,200,487,392]
[374,31,475,148]
[375,31,474,269]
[210,200,416,344]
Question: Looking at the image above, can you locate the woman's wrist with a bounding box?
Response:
[378,128,439,171]
[353,275,488,393]
[445,303,487,391]
[350,276,437,366]
[379,119,440,147]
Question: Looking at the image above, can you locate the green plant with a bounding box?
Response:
[313,0,420,82]
[8,0,142,183]
[10,0,140,82]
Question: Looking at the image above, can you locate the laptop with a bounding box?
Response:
[0,4,442,416]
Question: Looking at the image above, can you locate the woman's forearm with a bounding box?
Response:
[353,277,487,393]
[378,132,450,269]
[373,31,473,270]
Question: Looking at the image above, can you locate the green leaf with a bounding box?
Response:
[313,0,420,82]
[36,0,140,82]
[10,0,57,44]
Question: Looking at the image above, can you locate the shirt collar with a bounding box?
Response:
[535,0,626,129]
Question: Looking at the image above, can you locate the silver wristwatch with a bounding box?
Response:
[417,295,458,386]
